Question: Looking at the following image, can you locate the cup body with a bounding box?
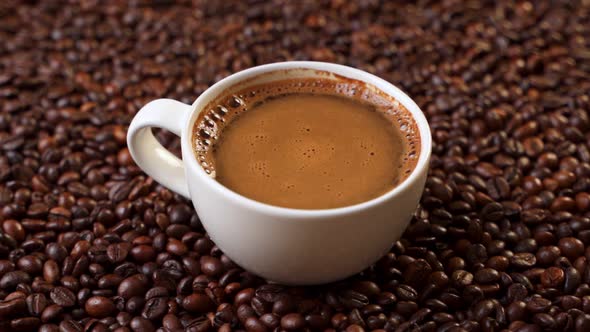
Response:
[131,62,431,285]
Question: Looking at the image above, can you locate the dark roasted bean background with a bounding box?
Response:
[1,1,590,331]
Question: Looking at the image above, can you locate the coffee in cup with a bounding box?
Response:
[192,75,420,209]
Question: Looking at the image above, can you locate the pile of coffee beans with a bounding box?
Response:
[1,1,589,331]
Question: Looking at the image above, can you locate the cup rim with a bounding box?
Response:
[182,61,432,217]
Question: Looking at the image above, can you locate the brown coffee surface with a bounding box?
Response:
[193,77,420,209]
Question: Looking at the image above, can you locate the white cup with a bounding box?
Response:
[127,61,431,285]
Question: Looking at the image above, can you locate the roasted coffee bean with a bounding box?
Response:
[107,243,130,263]
[40,304,62,323]
[451,270,473,288]
[559,237,585,259]
[10,317,41,331]
[507,301,527,322]
[271,295,295,315]
[59,320,83,332]
[565,267,582,294]
[124,296,143,315]
[255,284,285,303]
[395,284,418,301]
[541,267,565,288]
[142,297,167,320]
[0,271,30,289]
[281,313,305,331]
[251,296,271,316]
[130,316,155,332]
[474,268,500,284]
[85,296,115,318]
[26,293,47,316]
[352,281,380,298]
[0,297,26,317]
[200,256,224,277]
[403,259,432,287]
[237,304,256,323]
[511,253,537,269]
[338,290,369,309]
[536,246,561,266]
[256,313,279,329]
[526,297,552,313]
[49,286,76,307]
[182,293,214,313]
[118,274,148,300]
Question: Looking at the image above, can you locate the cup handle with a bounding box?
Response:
[127,99,192,198]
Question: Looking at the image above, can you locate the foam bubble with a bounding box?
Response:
[216,105,229,115]
[228,95,243,108]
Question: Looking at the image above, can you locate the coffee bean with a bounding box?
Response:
[559,237,585,259]
[182,293,214,313]
[3,220,25,241]
[576,314,590,332]
[536,246,561,266]
[281,313,305,331]
[507,301,527,322]
[255,284,285,303]
[511,253,537,269]
[352,281,380,298]
[474,268,500,284]
[11,317,41,331]
[396,301,418,316]
[118,274,148,300]
[59,320,83,332]
[169,204,193,224]
[541,267,565,288]
[338,290,369,309]
[429,178,453,203]
[576,193,590,211]
[142,297,167,320]
[259,313,280,329]
[0,271,30,289]
[17,255,43,274]
[481,202,504,222]
[130,245,155,263]
[49,286,76,307]
[237,304,256,323]
[244,316,268,332]
[271,295,295,315]
[486,256,509,271]
[507,283,528,302]
[107,243,130,263]
[0,297,26,317]
[41,304,62,323]
[85,296,115,318]
[451,270,473,288]
[130,316,155,332]
[166,238,187,256]
[200,256,224,277]
[526,297,551,313]
[403,259,432,287]
[26,293,47,316]
[565,267,582,294]
[346,324,365,332]
[162,313,183,331]
[232,288,254,308]
[395,284,418,301]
